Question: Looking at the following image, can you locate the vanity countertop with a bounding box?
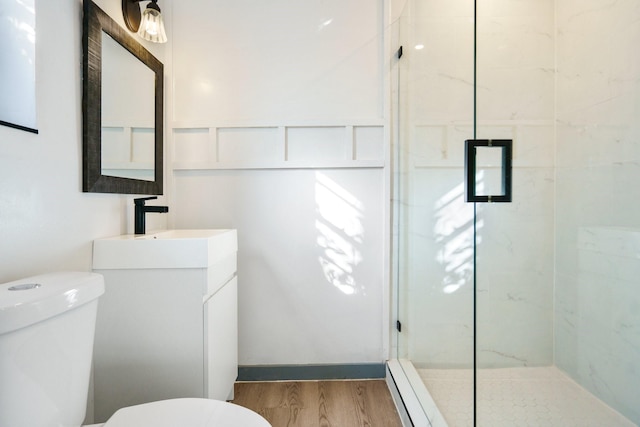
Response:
[92,229,237,269]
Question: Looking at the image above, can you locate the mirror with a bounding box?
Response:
[83,0,163,194]
[101,32,156,182]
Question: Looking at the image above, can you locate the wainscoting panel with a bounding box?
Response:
[172,122,385,170]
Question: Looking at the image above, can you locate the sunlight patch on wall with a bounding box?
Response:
[315,172,364,295]
[434,181,475,294]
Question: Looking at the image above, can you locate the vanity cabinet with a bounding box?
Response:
[91,229,237,423]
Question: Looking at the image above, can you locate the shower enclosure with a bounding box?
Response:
[390,1,640,426]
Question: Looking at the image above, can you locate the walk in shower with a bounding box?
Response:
[390,1,640,426]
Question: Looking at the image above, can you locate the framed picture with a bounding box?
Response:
[0,0,38,133]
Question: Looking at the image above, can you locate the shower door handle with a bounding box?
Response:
[464,139,512,203]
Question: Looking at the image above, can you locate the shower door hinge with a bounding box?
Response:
[397,46,403,59]
[396,320,402,332]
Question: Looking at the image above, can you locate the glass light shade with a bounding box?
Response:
[137,7,167,43]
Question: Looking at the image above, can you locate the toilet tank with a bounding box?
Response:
[0,272,105,427]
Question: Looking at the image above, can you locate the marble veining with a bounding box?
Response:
[555,226,640,423]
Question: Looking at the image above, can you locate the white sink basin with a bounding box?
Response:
[93,229,237,269]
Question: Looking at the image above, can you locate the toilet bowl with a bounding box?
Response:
[0,272,270,427]
[84,398,269,427]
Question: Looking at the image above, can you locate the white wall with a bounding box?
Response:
[168,0,391,365]
[173,169,386,365]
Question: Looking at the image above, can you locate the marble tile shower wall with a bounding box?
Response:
[555,0,640,423]
[401,0,555,368]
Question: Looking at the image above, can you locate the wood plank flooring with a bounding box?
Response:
[232,380,403,427]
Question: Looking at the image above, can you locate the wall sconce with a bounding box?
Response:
[122,0,167,43]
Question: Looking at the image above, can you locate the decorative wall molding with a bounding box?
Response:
[171,122,386,170]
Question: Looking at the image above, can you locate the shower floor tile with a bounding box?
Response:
[418,366,635,427]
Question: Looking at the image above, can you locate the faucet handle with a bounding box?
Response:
[134,196,158,205]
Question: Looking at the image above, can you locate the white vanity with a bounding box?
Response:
[92,229,238,423]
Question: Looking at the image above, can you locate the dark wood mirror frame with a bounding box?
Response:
[82,0,163,194]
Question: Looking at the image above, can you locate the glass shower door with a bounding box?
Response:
[395,0,476,424]
[395,0,557,425]
[473,2,558,425]
[396,1,640,426]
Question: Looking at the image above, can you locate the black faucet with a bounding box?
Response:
[134,197,169,235]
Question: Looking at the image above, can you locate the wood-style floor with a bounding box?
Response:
[232,380,403,427]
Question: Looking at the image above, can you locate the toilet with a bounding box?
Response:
[0,272,270,427]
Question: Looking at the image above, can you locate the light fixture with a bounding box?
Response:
[122,0,167,44]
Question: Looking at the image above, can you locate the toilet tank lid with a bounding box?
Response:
[0,272,104,335]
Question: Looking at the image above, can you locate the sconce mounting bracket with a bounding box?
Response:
[122,0,141,32]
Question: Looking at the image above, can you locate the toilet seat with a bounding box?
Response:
[98,398,270,427]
